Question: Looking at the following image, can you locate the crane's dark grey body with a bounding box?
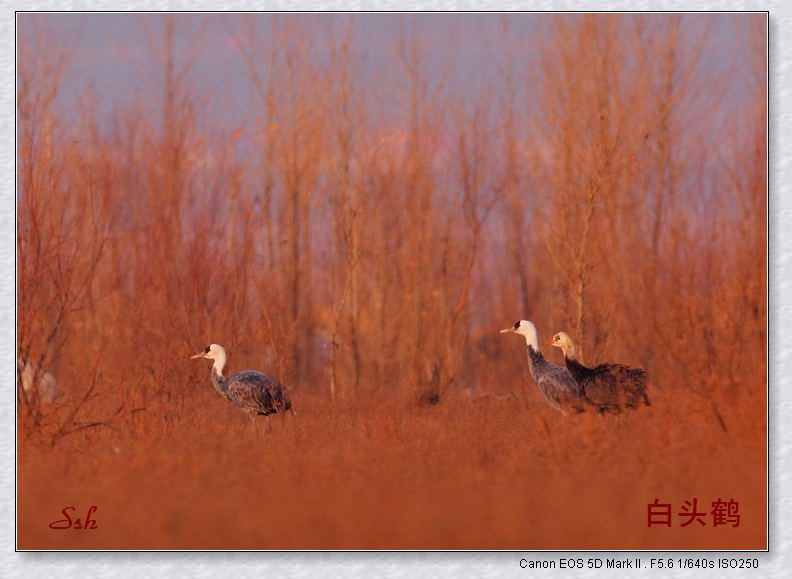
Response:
[193,344,293,431]
[549,332,651,414]
[526,346,589,414]
[211,368,292,417]
[501,320,591,414]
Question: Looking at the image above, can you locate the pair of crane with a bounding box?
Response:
[500,320,651,415]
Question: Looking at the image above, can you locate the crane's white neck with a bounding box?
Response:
[211,350,227,377]
[518,321,539,351]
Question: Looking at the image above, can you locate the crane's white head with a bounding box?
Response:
[545,332,577,358]
[191,343,226,360]
[500,319,539,350]
[191,344,228,374]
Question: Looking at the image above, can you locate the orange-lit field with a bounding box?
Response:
[16,12,767,553]
[17,385,766,551]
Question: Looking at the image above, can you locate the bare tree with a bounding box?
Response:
[490,16,532,316]
[17,21,102,426]
[395,16,454,399]
[235,15,326,386]
[534,15,634,361]
[323,16,367,400]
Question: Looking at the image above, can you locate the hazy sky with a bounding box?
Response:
[18,12,756,131]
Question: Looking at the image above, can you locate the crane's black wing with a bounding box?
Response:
[564,359,622,414]
[590,363,650,410]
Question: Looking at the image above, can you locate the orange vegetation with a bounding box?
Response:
[18,387,765,550]
[17,13,766,551]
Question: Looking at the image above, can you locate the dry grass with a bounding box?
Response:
[17,383,766,551]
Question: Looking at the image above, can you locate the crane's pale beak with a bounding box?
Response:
[500,327,514,334]
[191,352,206,360]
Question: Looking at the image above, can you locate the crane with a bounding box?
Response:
[191,344,294,432]
[17,358,58,405]
[546,331,651,413]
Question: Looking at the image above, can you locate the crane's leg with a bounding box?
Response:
[266,415,273,433]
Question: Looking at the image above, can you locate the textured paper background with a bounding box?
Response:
[4,4,783,578]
